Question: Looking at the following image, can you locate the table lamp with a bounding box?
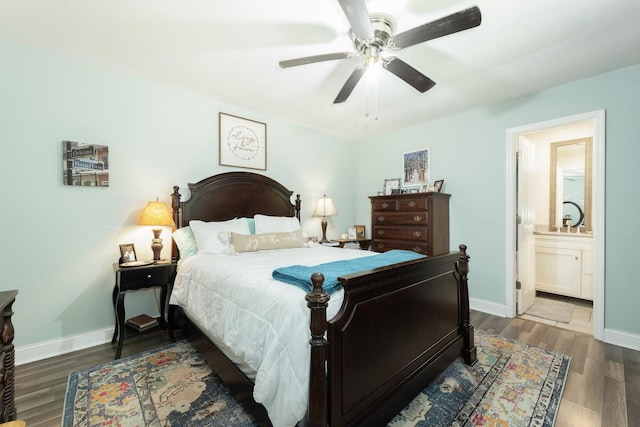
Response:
[313,194,337,243]
[137,198,175,261]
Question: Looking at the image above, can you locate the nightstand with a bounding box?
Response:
[111,261,176,359]
[331,238,372,250]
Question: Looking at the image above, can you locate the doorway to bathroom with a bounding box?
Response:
[505,110,605,340]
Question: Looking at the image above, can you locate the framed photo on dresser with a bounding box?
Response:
[383,178,401,195]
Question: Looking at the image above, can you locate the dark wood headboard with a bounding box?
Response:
[170,172,301,260]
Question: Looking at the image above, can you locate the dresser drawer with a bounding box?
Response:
[373,212,428,226]
[372,239,429,254]
[372,199,398,211]
[373,226,428,241]
[398,197,427,211]
[119,266,171,288]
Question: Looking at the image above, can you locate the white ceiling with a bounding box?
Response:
[2,0,640,140]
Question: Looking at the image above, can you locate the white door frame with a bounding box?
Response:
[505,110,605,340]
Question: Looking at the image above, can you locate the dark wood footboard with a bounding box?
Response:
[307,245,475,427]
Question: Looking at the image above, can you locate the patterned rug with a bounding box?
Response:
[63,331,570,427]
[62,341,255,426]
[389,330,570,426]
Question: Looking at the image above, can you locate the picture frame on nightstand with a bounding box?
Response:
[348,227,357,239]
[355,225,366,238]
[119,243,137,263]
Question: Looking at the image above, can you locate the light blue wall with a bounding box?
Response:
[356,64,640,336]
[3,32,640,356]
[0,37,356,352]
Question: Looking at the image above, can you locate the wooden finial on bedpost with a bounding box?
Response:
[171,186,181,262]
[457,244,477,365]
[305,272,329,427]
[295,194,301,221]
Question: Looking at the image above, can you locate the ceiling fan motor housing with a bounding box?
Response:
[350,13,395,53]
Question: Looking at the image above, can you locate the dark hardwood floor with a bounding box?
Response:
[15,312,640,426]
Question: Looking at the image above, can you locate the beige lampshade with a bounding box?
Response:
[137,199,175,227]
[137,199,175,261]
[313,194,337,217]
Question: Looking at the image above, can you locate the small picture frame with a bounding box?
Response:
[355,225,366,238]
[420,184,430,193]
[347,227,357,239]
[434,179,444,193]
[383,178,401,195]
[119,243,137,263]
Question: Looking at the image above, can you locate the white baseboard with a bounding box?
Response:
[15,310,640,365]
[15,327,113,366]
[603,328,640,352]
[470,297,507,318]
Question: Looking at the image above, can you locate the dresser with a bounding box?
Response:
[369,193,450,255]
[0,290,18,422]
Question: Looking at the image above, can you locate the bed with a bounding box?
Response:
[167,171,476,427]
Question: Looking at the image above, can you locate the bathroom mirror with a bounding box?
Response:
[549,137,592,231]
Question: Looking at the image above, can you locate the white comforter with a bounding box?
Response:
[169,245,375,427]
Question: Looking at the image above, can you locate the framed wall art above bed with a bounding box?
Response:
[218,112,267,170]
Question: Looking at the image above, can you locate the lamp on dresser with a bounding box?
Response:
[313,194,337,244]
[137,199,175,261]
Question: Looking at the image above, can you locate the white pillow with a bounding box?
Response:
[172,226,198,259]
[189,219,251,254]
[254,214,301,234]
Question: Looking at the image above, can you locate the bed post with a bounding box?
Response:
[305,272,329,427]
[170,186,181,262]
[295,194,301,221]
[457,244,477,365]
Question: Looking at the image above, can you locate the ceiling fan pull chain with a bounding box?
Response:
[373,71,379,120]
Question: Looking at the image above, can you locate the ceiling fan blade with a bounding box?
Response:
[383,57,436,93]
[334,66,367,104]
[337,0,374,41]
[390,6,481,50]
[279,52,353,68]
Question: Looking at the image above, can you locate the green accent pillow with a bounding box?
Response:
[172,226,198,259]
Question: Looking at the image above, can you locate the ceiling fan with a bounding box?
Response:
[279,0,481,104]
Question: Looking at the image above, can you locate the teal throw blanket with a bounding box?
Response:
[272,250,425,294]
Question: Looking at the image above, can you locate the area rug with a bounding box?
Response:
[62,341,256,426]
[389,330,570,426]
[63,331,570,427]
[525,296,575,323]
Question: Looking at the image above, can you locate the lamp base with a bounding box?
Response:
[319,218,330,243]
[151,228,163,261]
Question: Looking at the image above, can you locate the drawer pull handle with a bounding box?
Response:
[377,230,385,236]
[147,274,152,279]
[376,243,385,249]
[381,202,389,209]
[413,247,423,253]
[377,216,386,222]
[408,201,416,207]
[413,216,423,222]
[413,231,422,237]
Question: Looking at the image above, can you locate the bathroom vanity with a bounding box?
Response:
[535,232,593,300]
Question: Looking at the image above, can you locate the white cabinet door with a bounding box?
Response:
[535,246,582,298]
